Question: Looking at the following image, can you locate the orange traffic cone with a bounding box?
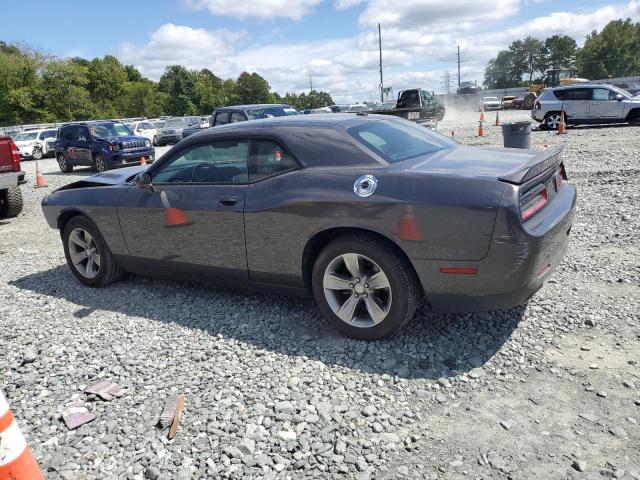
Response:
[34,161,47,188]
[397,204,422,241]
[140,156,147,166]
[477,121,485,137]
[479,108,486,122]
[160,190,193,228]
[494,110,501,126]
[557,111,566,135]
[0,390,45,479]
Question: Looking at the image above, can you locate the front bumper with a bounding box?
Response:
[110,149,155,168]
[531,110,545,122]
[414,182,577,313]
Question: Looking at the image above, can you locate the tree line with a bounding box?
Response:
[484,18,640,89]
[0,42,335,127]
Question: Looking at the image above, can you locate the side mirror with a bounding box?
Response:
[616,94,623,101]
[134,171,152,189]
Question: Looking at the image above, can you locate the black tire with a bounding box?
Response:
[627,110,640,125]
[153,135,158,146]
[57,153,73,173]
[543,112,563,130]
[93,154,108,172]
[312,235,419,340]
[522,94,535,110]
[0,186,23,218]
[32,146,43,160]
[62,215,124,287]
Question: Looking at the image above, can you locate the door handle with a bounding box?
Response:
[219,195,239,206]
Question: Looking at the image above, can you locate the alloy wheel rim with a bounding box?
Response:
[58,156,67,170]
[68,228,101,279]
[33,148,42,159]
[323,253,392,328]
[547,114,561,129]
[95,156,105,171]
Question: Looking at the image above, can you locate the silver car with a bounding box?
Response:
[532,84,640,130]
[156,117,200,146]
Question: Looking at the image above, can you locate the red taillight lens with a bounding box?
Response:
[9,140,21,172]
[521,185,548,221]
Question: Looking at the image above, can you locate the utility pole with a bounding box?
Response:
[378,23,384,103]
[309,75,313,93]
[441,71,451,95]
[456,45,461,87]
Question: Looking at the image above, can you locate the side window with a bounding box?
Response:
[250,140,298,181]
[552,90,566,101]
[230,112,247,123]
[152,140,249,184]
[77,127,90,142]
[62,127,76,141]
[398,91,420,108]
[592,88,615,101]
[420,91,432,103]
[214,112,230,126]
[565,88,590,101]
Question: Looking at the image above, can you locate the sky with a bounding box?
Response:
[3,0,640,103]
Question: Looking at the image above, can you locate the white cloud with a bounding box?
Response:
[115,1,640,102]
[334,0,365,9]
[183,0,322,20]
[357,0,520,30]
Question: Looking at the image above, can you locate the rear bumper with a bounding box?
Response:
[0,171,25,189]
[414,182,577,313]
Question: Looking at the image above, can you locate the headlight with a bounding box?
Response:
[145,139,151,147]
[112,143,122,151]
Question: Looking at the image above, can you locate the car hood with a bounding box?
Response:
[15,140,38,146]
[104,135,148,143]
[403,145,563,184]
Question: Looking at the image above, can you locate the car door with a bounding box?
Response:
[117,139,249,279]
[62,126,85,165]
[75,126,94,165]
[589,87,624,119]
[562,88,590,120]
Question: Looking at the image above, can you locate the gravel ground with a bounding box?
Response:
[1,111,639,480]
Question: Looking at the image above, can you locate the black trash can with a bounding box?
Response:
[501,121,532,149]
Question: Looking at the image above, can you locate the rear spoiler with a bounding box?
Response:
[499,145,564,185]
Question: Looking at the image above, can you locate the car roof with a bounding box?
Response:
[216,104,295,111]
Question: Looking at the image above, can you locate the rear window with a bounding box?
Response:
[348,120,452,164]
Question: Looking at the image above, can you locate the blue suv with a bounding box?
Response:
[55,121,155,173]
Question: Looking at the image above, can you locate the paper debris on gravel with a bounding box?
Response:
[158,392,179,428]
[62,402,96,430]
[84,380,125,401]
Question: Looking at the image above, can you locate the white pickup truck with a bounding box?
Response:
[0,136,25,218]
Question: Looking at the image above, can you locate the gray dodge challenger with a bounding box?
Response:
[42,114,576,340]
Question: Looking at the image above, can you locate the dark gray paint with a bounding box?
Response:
[41,115,577,312]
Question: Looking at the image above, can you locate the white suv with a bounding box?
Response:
[12,129,58,159]
[532,84,640,130]
[126,120,159,146]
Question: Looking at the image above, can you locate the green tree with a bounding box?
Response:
[87,55,128,117]
[543,34,578,70]
[577,19,640,79]
[124,65,143,82]
[193,69,224,113]
[236,72,271,104]
[484,50,514,89]
[521,36,545,82]
[0,44,43,124]
[41,58,93,121]
[158,65,197,115]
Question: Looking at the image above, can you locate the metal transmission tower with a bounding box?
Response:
[441,71,452,94]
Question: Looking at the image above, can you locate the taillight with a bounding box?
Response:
[553,165,567,191]
[9,140,21,172]
[534,101,541,110]
[521,185,548,221]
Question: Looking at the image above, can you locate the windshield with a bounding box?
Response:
[484,97,499,101]
[165,118,190,128]
[14,132,39,141]
[89,123,133,139]
[608,85,632,98]
[461,81,474,86]
[247,106,301,119]
[348,119,453,164]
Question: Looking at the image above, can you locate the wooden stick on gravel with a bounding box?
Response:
[168,394,185,440]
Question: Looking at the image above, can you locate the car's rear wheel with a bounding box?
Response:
[93,154,107,172]
[62,216,124,287]
[543,112,562,130]
[0,186,23,218]
[57,153,73,173]
[312,235,419,340]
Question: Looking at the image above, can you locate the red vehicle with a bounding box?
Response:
[0,136,25,218]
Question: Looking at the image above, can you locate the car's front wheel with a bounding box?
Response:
[312,235,419,340]
[62,215,124,287]
[93,154,108,172]
[57,153,73,173]
[32,146,43,160]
